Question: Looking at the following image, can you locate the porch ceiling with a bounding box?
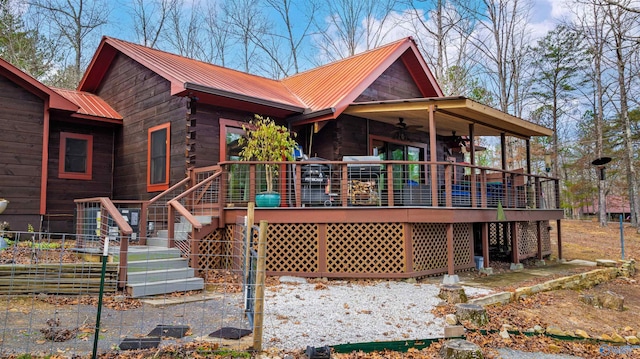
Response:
[343,97,553,138]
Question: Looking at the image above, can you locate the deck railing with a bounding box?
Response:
[219,160,560,210]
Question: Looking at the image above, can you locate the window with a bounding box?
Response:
[147,123,170,192]
[58,132,93,180]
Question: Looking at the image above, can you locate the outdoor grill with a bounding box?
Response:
[301,158,332,206]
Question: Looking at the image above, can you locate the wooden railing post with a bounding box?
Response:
[480,169,487,208]
[249,164,256,203]
[118,230,128,287]
[139,201,148,244]
[167,204,175,248]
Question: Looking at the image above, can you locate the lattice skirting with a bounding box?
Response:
[195,221,551,278]
[326,223,405,274]
[412,223,473,275]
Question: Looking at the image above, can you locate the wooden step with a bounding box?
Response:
[126,277,204,298]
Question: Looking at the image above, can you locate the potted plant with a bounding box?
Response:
[239,115,297,207]
[0,198,8,215]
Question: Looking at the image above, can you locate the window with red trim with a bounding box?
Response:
[147,123,170,192]
[58,132,93,180]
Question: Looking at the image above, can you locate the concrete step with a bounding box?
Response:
[146,237,169,247]
[126,277,204,298]
[113,246,181,262]
[127,257,189,272]
[126,267,195,284]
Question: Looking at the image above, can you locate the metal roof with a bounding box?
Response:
[282,37,442,115]
[79,37,442,120]
[80,37,305,111]
[52,88,122,122]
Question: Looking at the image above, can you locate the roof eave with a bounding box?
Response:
[184,82,306,113]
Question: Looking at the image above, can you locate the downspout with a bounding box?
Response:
[39,99,50,228]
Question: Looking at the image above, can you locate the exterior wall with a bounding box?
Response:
[192,104,256,166]
[95,53,185,200]
[45,117,116,233]
[355,60,423,102]
[0,74,44,231]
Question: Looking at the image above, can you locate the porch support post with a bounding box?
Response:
[525,139,531,175]
[428,105,438,207]
[468,123,475,165]
[469,123,477,207]
[556,219,562,260]
[404,223,414,275]
[536,221,543,260]
[482,222,489,268]
[318,223,328,274]
[511,222,519,264]
[447,223,454,275]
[500,133,507,170]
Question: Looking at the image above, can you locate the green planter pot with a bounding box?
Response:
[255,192,281,207]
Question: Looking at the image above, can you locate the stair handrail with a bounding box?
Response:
[171,168,222,203]
[148,176,192,205]
[168,200,203,230]
[74,197,133,287]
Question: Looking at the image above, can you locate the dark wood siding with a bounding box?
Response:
[193,104,255,166]
[355,60,423,102]
[46,118,115,232]
[95,54,185,199]
[0,74,44,223]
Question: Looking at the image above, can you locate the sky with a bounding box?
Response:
[96,0,576,71]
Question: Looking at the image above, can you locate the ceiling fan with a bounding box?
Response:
[392,118,422,140]
[446,131,469,149]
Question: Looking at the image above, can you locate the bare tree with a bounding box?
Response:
[313,0,398,62]
[201,2,231,66]
[571,0,611,226]
[602,1,640,228]
[162,0,203,59]
[467,0,533,117]
[126,0,177,48]
[222,0,268,73]
[402,0,477,95]
[256,0,319,76]
[29,0,111,87]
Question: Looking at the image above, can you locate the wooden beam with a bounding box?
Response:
[511,222,519,264]
[429,105,438,207]
[537,221,543,260]
[556,219,562,260]
[482,222,489,268]
[447,223,454,275]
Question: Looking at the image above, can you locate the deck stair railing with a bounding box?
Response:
[167,166,223,265]
[74,197,133,286]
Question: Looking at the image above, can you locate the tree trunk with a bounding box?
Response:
[440,339,484,359]
[455,303,489,327]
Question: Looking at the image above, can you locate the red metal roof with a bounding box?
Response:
[80,36,443,121]
[80,37,305,110]
[282,37,442,115]
[52,88,122,121]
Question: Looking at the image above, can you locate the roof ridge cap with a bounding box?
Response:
[104,36,284,84]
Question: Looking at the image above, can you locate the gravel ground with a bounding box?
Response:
[261,277,492,351]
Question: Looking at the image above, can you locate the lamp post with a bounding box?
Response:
[591,157,612,227]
